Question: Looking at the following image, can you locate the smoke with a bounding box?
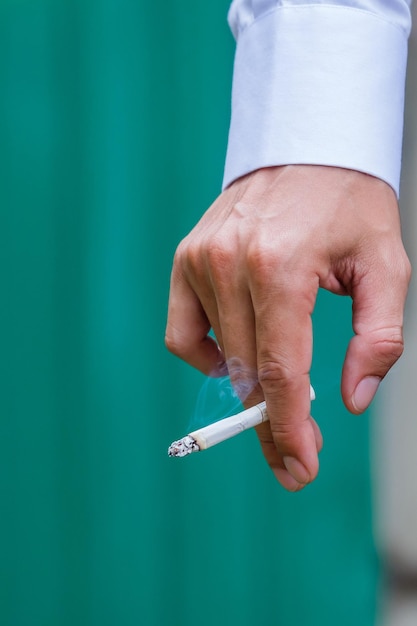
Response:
[187,357,259,431]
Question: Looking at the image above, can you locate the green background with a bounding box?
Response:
[0,1,379,625]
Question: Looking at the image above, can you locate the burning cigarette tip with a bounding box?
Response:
[168,435,200,458]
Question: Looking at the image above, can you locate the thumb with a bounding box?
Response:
[341,259,410,414]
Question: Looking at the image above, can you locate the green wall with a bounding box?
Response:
[0,2,379,625]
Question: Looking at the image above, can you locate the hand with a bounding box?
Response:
[165,165,411,491]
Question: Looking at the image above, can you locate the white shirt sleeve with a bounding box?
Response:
[223,0,413,197]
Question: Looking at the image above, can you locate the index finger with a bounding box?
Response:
[251,268,320,484]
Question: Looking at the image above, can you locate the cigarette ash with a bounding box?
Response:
[168,435,200,458]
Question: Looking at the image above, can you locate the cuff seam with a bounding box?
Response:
[236,4,409,40]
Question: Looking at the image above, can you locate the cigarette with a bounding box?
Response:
[168,384,315,458]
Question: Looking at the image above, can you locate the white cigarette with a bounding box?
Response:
[168,384,315,458]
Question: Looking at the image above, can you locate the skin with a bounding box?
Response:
[165,165,411,491]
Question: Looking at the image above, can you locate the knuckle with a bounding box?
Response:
[171,241,191,278]
[173,238,188,265]
[181,239,202,273]
[164,328,181,357]
[173,236,207,277]
[247,243,309,295]
[372,331,404,366]
[206,236,233,269]
[164,325,189,359]
[204,236,236,288]
[247,244,279,282]
[384,247,412,286]
[269,420,299,440]
[257,359,296,395]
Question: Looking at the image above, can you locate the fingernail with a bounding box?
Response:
[352,376,381,412]
[283,456,310,484]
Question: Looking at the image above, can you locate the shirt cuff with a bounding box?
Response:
[222,5,409,197]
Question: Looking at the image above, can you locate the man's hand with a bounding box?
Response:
[165,165,411,491]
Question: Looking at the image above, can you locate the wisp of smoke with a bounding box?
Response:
[187,357,259,431]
